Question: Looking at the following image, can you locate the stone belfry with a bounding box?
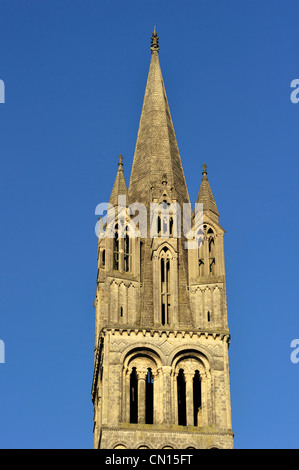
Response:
[91,30,234,449]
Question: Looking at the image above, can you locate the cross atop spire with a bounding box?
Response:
[202,163,207,176]
[150,28,159,53]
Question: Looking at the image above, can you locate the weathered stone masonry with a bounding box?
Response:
[91,30,234,449]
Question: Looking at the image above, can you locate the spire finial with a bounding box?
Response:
[118,154,123,167]
[151,28,159,53]
[202,163,207,176]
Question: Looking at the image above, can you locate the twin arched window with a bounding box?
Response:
[126,354,204,428]
[113,224,131,272]
[177,369,202,426]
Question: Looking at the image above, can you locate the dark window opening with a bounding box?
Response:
[193,370,201,426]
[208,235,215,274]
[177,369,186,426]
[120,306,123,318]
[199,259,204,276]
[113,225,119,270]
[157,214,161,235]
[207,311,211,322]
[124,232,130,272]
[169,216,173,237]
[161,303,166,326]
[102,249,105,266]
[209,258,215,274]
[145,368,153,424]
[130,368,138,423]
[161,251,171,325]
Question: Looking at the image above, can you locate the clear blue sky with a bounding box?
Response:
[0,0,298,449]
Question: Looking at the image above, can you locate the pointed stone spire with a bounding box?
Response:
[109,155,129,206]
[196,164,219,217]
[128,30,190,206]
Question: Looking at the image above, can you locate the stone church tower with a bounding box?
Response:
[91,30,234,449]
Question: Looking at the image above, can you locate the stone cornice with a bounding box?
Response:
[103,327,230,339]
[101,423,234,437]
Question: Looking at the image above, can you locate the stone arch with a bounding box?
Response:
[113,444,127,449]
[137,443,151,449]
[202,221,219,237]
[121,346,164,426]
[170,348,212,428]
[168,345,212,371]
[120,344,166,367]
[156,241,177,258]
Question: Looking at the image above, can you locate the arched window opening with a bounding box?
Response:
[113,224,119,270]
[157,213,161,235]
[197,228,204,276]
[162,215,168,235]
[177,369,186,426]
[169,215,173,237]
[102,249,105,267]
[161,248,171,326]
[130,368,138,423]
[193,370,201,426]
[124,230,130,272]
[120,306,123,318]
[208,231,215,275]
[207,311,211,322]
[145,368,153,424]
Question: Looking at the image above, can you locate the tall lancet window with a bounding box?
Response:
[177,369,186,426]
[208,228,215,275]
[113,224,119,270]
[193,370,202,426]
[124,227,131,273]
[130,368,138,424]
[197,228,204,276]
[160,247,171,325]
[145,368,154,424]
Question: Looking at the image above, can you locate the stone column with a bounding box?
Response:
[125,368,131,423]
[153,368,161,424]
[201,374,208,426]
[185,372,194,426]
[162,366,172,424]
[137,369,147,424]
[173,371,178,425]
